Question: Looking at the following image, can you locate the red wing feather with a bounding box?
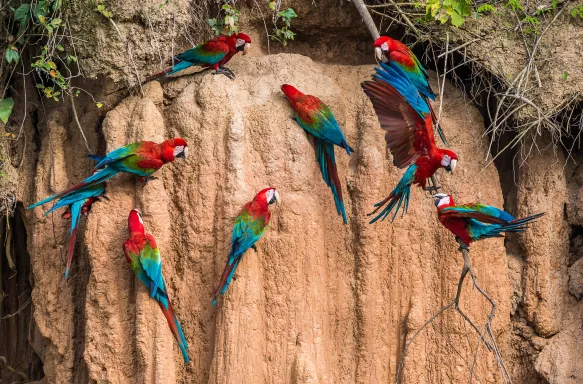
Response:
[439,209,508,224]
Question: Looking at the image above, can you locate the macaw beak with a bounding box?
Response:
[447,159,457,173]
[243,43,251,55]
[374,47,383,61]
[176,147,189,160]
[269,190,280,205]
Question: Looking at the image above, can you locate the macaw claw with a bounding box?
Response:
[142,176,158,186]
[214,67,236,81]
[251,244,258,252]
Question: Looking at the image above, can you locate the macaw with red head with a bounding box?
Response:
[148,33,252,81]
[362,61,458,223]
[281,84,353,224]
[373,36,447,145]
[123,209,190,363]
[28,138,188,210]
[42,179,108,279]
[212,188,279,306]
[432,193,544,248]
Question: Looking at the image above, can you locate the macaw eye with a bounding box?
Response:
[441,154,451,167]
[236,38,245,47]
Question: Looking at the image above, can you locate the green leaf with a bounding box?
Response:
[268,1,276,10]
[14,4,31,22]
[450,11,464,27]
[0,98,14,124]
[57,44,64,52]
[5,47,19,64]
[96,102,103,108]
[35,84,45,89]
[51,17,62,26]
[477,4,495,13]
[277,8,297,20]
[562,71,568,81]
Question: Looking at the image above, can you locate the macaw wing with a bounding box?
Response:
[91,144,138,169]
[176,39,229,65]
[362,64,436,168]
[137,236,165,295]
[230,208,268,260]
[389,50,434,101]
[294,100,346,146]
[440,204,514,224]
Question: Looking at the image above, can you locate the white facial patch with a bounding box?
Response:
[437,195,451,207]
[441,154,451,167]
[236,38,245,48]
[381,42,388,51]
[173,145,185,157]
[134,210,144,224]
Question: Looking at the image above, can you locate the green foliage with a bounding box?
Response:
[5,47,19,64]
[426,0,472,27]
[208,4,241,35]
[0,98,14,124]
[561,71,568,81]
[477,4,495,14]
[571,5,583,19]
[270,6,297,46]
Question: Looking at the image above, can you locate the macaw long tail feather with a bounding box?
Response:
[147,61,196,82]
[64,201,84,280]
[501,212,545,233]
[317,140,348,224]
[212,256,242,306]
[28,167,118,209]
[428,98,448,146]
[159,300,190,363]
[368,164,416,224]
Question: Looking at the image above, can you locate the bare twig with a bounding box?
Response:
[70,95,91,153]
[108,18,144,96]
[0,355,29,381]
[351,0,380,39]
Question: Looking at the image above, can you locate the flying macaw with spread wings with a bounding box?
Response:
[147,33,251,81]
[373,36,447,145]
[432,193,544,248]
[362,61,458,223]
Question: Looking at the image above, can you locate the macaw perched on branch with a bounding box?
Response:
[281,84,353,224]
[147,33,251,81]
[362,61,458,223]
[28,138,188,210]
[212,188,279,306]
[43,179,108,279]
[123,209,190,363]
[373,36,447,145]
[433,193,545,248]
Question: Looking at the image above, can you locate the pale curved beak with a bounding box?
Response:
[374,47,383,61]
[183,147,189,160]
[449,159,457,173]
[270,190,280,205]
[243,43,251,55]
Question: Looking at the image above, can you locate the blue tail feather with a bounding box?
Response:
[166,60,196,76]
[369,164,416,224]
[317,140,347,224]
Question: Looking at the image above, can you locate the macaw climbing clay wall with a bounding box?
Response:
[3,33,581,384]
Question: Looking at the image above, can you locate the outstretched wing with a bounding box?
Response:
[440,204,515,224]
[362,62,436,168]
[176,38,229,65]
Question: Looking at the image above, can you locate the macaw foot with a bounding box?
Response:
[423,184,441,193]
[142,176,158,185]
[251,244,258,252]
[214,67,235,81]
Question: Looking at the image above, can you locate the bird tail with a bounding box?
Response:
[28,167,118,210]
[368,164,417,224]
[340,139,354,155]
[146,61,194,81]
[158,298,190,363]
[498,212,545,233]
[427,99,448,146]
[64,201,83,280]
[316,140,347,224]
[212,255,242,306]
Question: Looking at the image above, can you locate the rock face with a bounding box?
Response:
[19,53,520,383]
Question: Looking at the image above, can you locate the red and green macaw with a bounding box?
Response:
[28,138,188,210]
[281,84,353,224]
[212,188,279,306]
[148,33,251,81]
[373,36,447,145]
[433,193,544,248]
[362,61,458,223]
[123,209,190,363]
[45,179,108,279]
